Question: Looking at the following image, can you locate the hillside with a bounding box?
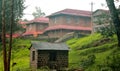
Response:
[0,34,120,71]
[67,34,120,71]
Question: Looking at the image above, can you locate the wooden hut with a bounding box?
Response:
[30,41,69,70]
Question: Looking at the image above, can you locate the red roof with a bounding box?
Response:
[22,31,44,36]
[48,9,91,17]
[18,20,27,25]
[27,17,49,24]
[6,33,21,38]
[44,25,92,32]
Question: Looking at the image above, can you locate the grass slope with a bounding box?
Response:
[66,34,120,71]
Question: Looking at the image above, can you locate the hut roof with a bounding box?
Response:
[31,41,69,50]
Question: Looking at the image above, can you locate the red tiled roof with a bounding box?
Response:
[27,17,49,24]
[48,9,91,17]
[22,31,44,36]
[44,25,92,32]
[18,21,27,25]
[18,20,27,28]
[6,33,21,38]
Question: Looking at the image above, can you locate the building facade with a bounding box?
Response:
[23,17,49,37]
[44,9,92,39]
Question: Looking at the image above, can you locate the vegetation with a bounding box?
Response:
[0,39,31,71]
[32,7,45,18]
[94,11,115,37]
[67,34,120,71]
[106,0,120,46]
[0,0,25,71]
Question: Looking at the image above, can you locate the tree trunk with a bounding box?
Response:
[2,0,8,71]
[7,0,14,71]
[106,0,120,47]
[0,33,2,43]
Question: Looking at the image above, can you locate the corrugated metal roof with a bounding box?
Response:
[31,41,69,50]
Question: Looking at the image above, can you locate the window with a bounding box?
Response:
[66,16,71,23]
[32,51,35,61]
[54,18,57,24]
[75,17,79,24]
[49,52,57,61]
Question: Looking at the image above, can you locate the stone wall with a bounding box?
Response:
[37,50,68,70]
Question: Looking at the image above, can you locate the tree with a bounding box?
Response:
[1,0,7,71]
[32,7,45,18]
[1,0,25,71]
[94,11,115,37]
[106,0,120,47]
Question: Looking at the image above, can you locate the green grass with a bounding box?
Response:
[67,34,120,71]
[0,38,31,71]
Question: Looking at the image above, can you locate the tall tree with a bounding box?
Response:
[1,0,25,71]
[32,7,45,18]
[106,0,120,46]
[1,0,7,71]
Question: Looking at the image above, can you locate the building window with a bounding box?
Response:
[49,52,57,61]
[54,18,57,24]
[32,51,35,61]
[75,17,79,24]
[66,16,71,23]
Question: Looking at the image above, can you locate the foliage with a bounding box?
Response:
[0,0,25,33]
[32,7,45,18]
[94,12,115,37]
[106,0,120,46]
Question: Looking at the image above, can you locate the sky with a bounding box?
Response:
[22,0,108,20]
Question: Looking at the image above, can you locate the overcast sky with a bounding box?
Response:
[22,0,109,20]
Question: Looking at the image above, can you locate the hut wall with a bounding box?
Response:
[37,50,68,69]
[30,47,38,68]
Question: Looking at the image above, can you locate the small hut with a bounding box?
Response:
[30,41,69,70]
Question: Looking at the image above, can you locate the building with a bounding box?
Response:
[23,17,49,37]
[93,9,110,32]
[44,9,92,39]
[30,41,69,70]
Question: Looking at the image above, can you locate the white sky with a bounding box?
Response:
[22,0,110,20]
